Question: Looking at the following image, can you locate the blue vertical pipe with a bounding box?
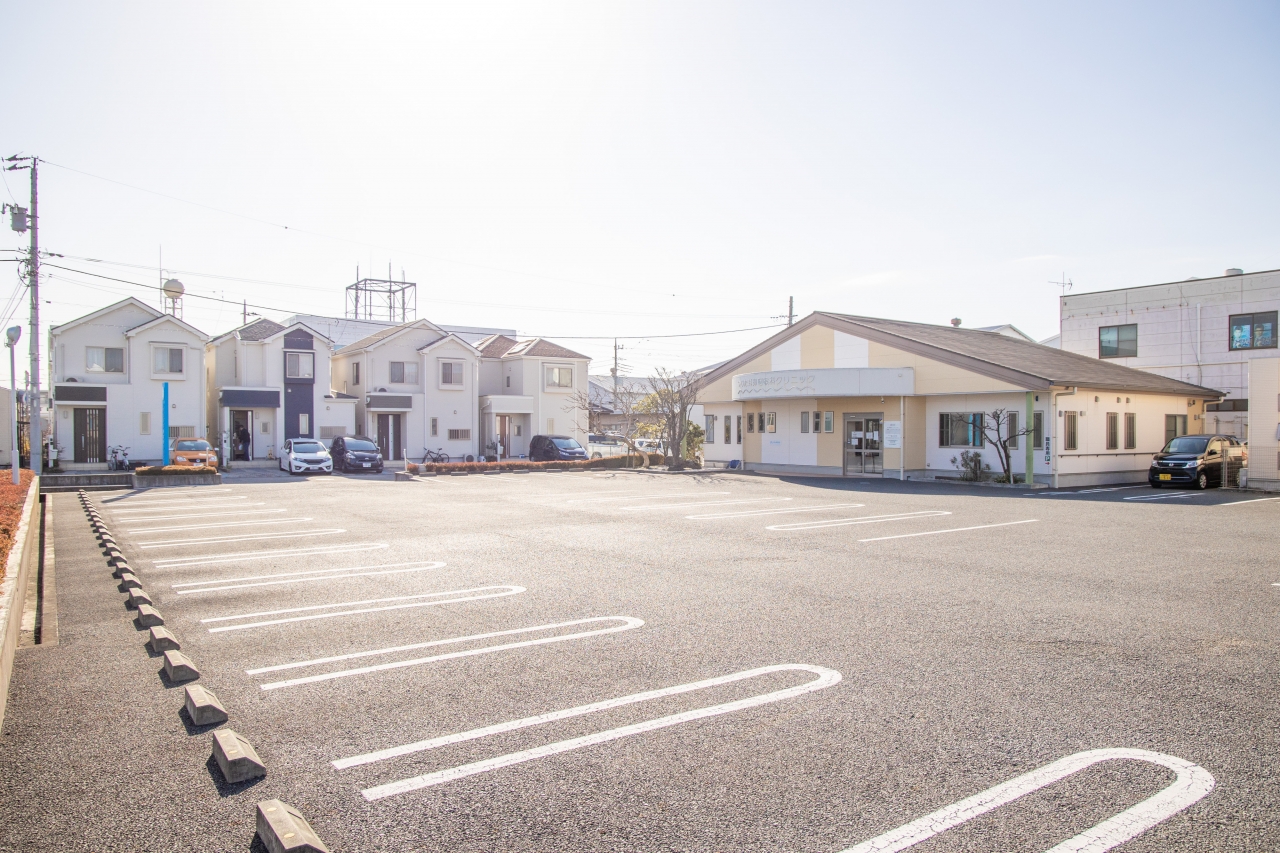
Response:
[162,381,170,465]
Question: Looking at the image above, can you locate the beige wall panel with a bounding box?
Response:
[800,326,835,370]
[905,396,928,469]
[867,342,1024,394]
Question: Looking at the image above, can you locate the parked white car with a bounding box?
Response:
[279,438,334,475]
[633,438,667,456]
[588,434,627,459]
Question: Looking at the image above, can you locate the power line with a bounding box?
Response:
[43,263,296,315]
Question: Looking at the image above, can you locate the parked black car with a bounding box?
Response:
[529,434,588,462]
[1148,433,1244,489]
[330,435,385,473]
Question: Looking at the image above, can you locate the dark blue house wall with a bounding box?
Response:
[283,330,315,439]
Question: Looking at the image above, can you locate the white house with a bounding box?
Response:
[1060,267,1280,442]
[329,319,483,462]
[204,318,356,462]
[49,298,209,467]
[476,335,591,459]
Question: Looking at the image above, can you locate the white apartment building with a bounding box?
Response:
[205,318,356,462]
[1060,268,1279,442]
[49,298,209,467]
[476,335,591,458]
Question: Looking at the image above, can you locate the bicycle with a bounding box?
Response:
[107,445,131,471]
[421,447,451,464]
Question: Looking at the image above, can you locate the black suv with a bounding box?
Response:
[529,434,588,462]
[330,436,385,473]
[1149,433,1244,489]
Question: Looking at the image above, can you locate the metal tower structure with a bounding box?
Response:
[345,265,417,323]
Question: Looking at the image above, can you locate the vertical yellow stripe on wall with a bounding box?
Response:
[799,326,835,369]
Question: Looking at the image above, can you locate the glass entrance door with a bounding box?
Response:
[843,414,884,475]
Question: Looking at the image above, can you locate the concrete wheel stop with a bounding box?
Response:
[128,588,153,608]
[148,626,180,653]
[184,685,228,726]
[163,650,200,683]
[119,572,142,589]
[136,605,164,627]
[212,730,266,783]
[255,799,330,853]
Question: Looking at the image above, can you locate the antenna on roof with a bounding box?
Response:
[1050,273,1073,297]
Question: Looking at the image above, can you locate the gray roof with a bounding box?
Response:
[237,318,286,341]
[702,312,1223,397]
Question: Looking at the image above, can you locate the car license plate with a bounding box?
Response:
[363,462,371,467]
[1159,473,1172,481]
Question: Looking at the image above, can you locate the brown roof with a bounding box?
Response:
[476,334,519,358]
[504,338,591,360]
[237,318,286,341]
[702,312,1223,397]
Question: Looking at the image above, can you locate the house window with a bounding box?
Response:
[1229,312,1277,350]
[1063,411,1078,451]
[939,413,984,447]
[1032,412,1044,449]
[87,346,124,373]
[153,346,184,374]
[352,362,361,385]
[746,413,755,433]
[261,420,270,433]
[1007,411,1019,449]
[811,411,820,433]
[1124,412,1137,449]
[1206,399,1248,412]
[545,365,573,388]
[286,352,315,379]
[736,416,742,444]
[390,361,418,384]
[823,411,834,433]
[765,412,776,433]
[1164,414,1188,445]
[448,428,471,441]
[168,425,195,438]
[704,415,715,443]
[1098,324,1138,358]
[515,425,522,436]
[139,412,151,435]
[430,417,438,437]
[724,416,731,444]
[1105,412,1119,450]
[506,376,510,388]
[320,426,343,440]
[800,411,809,433]
[547,418,555,434]
[440,361,464,386]
[299,413,311,435]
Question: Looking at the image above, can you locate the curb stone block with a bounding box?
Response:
[255,800,330,853]
[136,605,164,627]
[119,572,142,589]
[163,650,200,683]
[128,588,153,607]
[184,684,228,726]
[148,626,180,653]
[212,730,266,783]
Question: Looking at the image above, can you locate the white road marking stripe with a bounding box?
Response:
[204,585,524,632]
[153,543,388,567]
[336,663,838,770]
[356,664,842,800]
[1027,485,1148,496]
[836,747,1214,853]
[104,508,283,522]
[858,519,1038,542]
[105,489,235,502]
[111,498,250,511]
[623,498,792,511]
[767,511,951,532]
[172,561,446,593]
[1222,496,1280,505]
[250,616,643,690]
[1123,493,1194,502]
[687,503,865,520]
[140,529,345,548]
[126,518,311,534]
[566,491,729,504]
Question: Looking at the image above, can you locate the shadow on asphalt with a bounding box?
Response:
[205,755,266,797]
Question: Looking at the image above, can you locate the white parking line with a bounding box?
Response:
[566,491,730,504]
[103,508,283,522]
[767,511,951,532]
[858,519,1038,542]
[105,489,235,502]
[111,498,250,511]
[172,561,447,594]
[623,498,792,512]
[249,616,644,690]
[1221,496,1280,506]
[687,503,865,520]
[126,518,312,534]
[152,543,388,568]
[353,664,842,800]
[837,747,1214,853]
[139,529,345,548]
[1025,485,1147,496]
[203,585,525,632]
[1123,493,1194,502]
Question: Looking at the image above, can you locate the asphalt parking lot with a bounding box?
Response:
[0,470,1276,852]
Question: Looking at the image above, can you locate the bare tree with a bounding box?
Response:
[562,387,651,468]
[979,408,1033,484]
[638,368,702,469]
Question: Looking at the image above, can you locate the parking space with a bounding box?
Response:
[1,472,1277,850]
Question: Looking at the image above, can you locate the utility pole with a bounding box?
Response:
[5,155,40,475]
[788,296,795,326]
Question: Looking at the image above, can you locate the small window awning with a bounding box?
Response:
[54,384,107,402]
[220,389,280,408]
[366,394,413,411]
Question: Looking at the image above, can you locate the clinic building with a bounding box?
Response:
[698,313,1223,487]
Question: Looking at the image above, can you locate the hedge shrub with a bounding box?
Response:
[134,465,219,476]
[407,453,666,475]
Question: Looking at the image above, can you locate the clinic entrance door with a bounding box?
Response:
[843,414,883,476]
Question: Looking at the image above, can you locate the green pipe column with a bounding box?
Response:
[1025,391,1034,485]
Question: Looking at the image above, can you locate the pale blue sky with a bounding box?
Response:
[3,1,1278,375]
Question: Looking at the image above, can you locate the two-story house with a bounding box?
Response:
[204,318,356,462]
[329,319,483,462]
[49,298,209,467]
[476,335,591,458]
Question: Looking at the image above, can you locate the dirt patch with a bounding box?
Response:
[0,470,34,575]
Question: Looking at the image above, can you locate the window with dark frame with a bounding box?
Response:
[724,416,731,444]
[1063,411,1078,451]
[747,413,755,433]
[704,414,715,443]
[1124,412,1137,449]
[1007,411,1019,449]
[1032,412,1044,449]
[286,351,315,379]
[736,416,742,444]
[1105,412,1119,450]
[1164,414,1187,445]
[938,413,984,447]
[1229,311,1277,350]
[800,411,809,433]
[1098,324,1138,358]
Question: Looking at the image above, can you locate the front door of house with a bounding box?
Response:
[231,409,254,460]
[376,413,402,461]
[497,415,511,459]
[73,407,107,464]
[843,414,883,475]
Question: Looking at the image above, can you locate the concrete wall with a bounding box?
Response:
[1247,358,1280,489]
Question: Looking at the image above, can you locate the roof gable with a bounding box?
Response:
[503,337,591,360]
[123,312,210,341]
[341,318,444,352]
[417,333,482,356]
